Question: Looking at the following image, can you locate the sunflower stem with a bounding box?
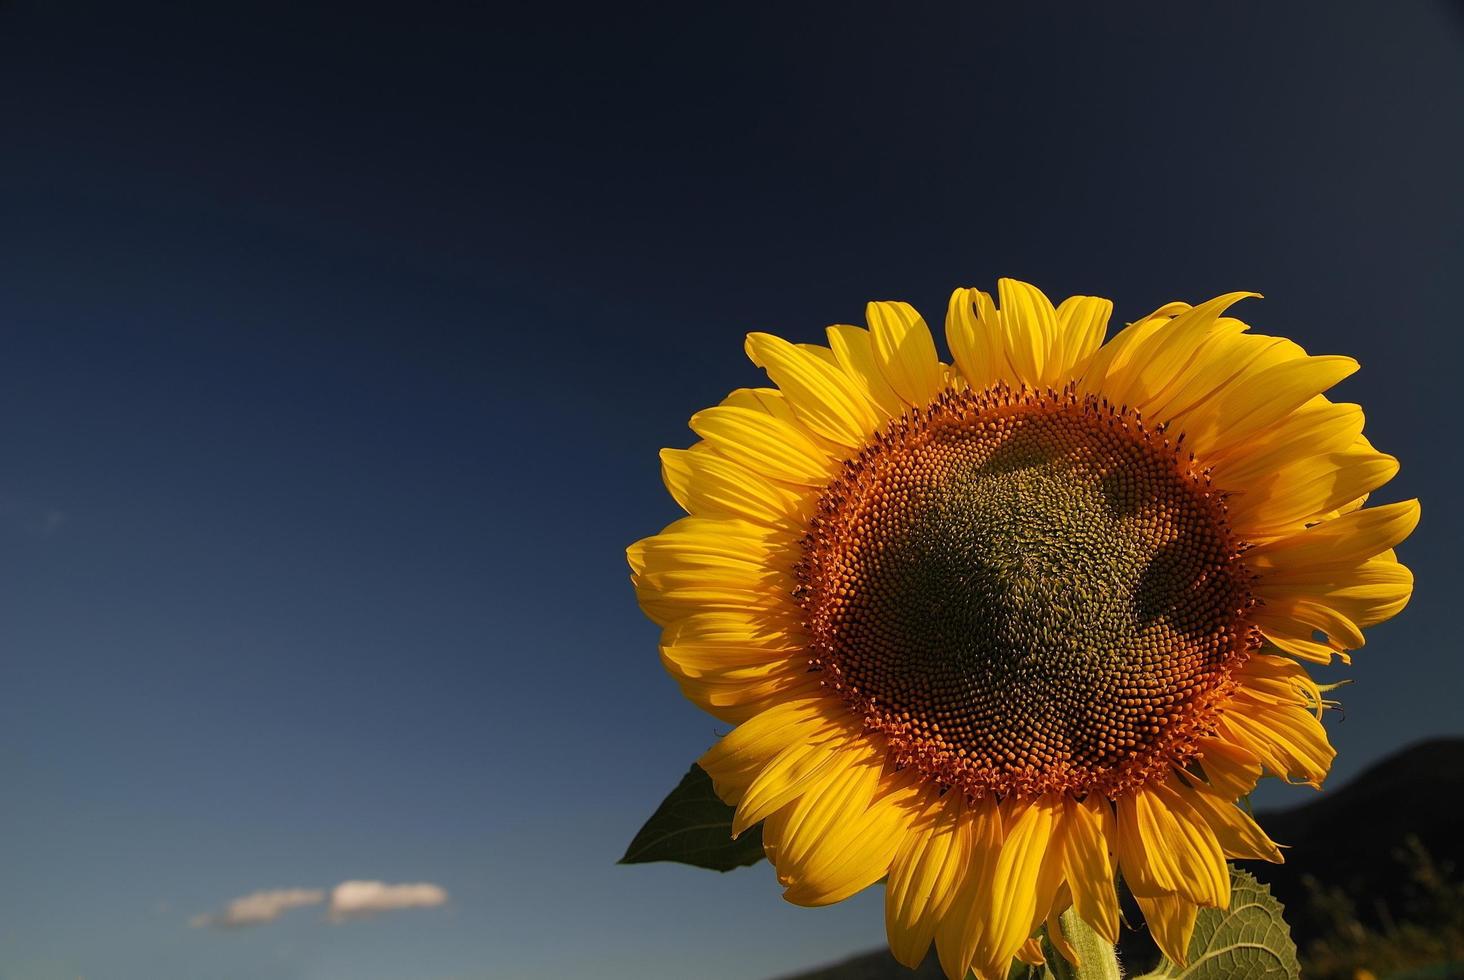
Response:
[1049,907,1122,980]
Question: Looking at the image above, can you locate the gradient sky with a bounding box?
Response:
[1,3,1461,979]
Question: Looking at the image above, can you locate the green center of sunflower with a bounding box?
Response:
[796,386,1255,797]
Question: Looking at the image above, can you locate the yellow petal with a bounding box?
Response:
[745,332,882,448]
[1278,559,1414,632]
[630,515,795,571]
[633,555,788,590]
[1170,353,1359,461]
[1172,776,1282,863]
[782,769,923,907]
[1248,499,1420,571]
[659,447,810,529]
[1196,736,1263,797]
[1103,292,1258,420]
[658,642,800,686]
[659,639,794,676]
[797,342,839,366]
[1075,309,1176,401]
[1060,795,1119,943]
[658,609,805,675]
[946,287,1007,390]
[1225,444,1400,538]
[633,566,793,627]
[1216,699,1335,787]
[769,742,884,877]
[867,301,946,408]
[1263,634,1345,665]
[631,547,790,589]
[1135,892,1198,966]
[1235,652,1324,706]
[885,791,968,969]
[690,405,838,486]
[1253,598,1364,653]
[1015,938,1046,966]
[1115,785,1228,907]
[1053,294,1113,373]
[732,737,850,835]
[998,278,1060,388]
[935,795,1003,980]
[982,795,1061,967]
[698,698,851,804]
[1173,330,1311,423]
[661,606,803,644]
[1208,397,1364,487]
[718,386,854,460]
[826,324,907,419]
[676,669,823,725]
[1026,812,1070,943]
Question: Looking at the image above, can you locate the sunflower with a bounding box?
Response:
[628,279,1417,979]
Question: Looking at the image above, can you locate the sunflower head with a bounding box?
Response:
[629,279,1417,979]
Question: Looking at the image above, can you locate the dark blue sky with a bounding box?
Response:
[1,3,1460,978]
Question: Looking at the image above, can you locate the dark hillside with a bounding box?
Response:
[1252,737,1464,947]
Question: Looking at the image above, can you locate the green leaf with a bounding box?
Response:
[1135,866,1299,979]
[619,764,766,872]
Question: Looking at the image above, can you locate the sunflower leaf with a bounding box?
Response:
[1134,866,1299,979]
[619,764,766,872]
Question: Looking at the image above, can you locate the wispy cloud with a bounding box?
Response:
[191,880,449,930]
[0,495,66,538]
[190,888,325,929]
[328,880,450,922]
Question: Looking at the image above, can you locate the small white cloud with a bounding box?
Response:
[0,495,66,538]
[327,880,449,922]
[191,888,325,929]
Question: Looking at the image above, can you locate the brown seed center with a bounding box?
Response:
[796,386,1255,797]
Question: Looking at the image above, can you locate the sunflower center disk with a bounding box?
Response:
[797,386,1255,798]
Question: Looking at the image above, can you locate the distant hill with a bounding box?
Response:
[774,737,1464,980]
[775,951,945,980]
[1251,737,1464,948]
